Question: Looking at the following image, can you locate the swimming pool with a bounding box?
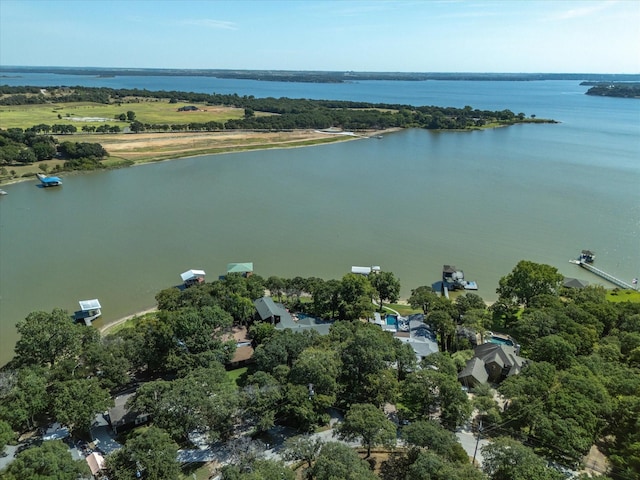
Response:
[489,336,514,347]
[386,314,398,325]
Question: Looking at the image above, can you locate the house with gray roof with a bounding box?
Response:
[458,343,528,388]
[254,296,334,335]
[106,393,150,435]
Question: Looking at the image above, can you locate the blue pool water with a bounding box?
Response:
[490,336,514,346]
[386,315,398,325]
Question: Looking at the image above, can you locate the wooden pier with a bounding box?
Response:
[570,259,636,290]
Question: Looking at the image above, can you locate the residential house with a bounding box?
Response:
[107,393,150,435]
[254,296,333,335]
[370,313,439,363]
[458,343,528,388]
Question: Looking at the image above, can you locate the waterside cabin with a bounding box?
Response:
[180,269,206,288]
[75,299,102,325]
[578,250,596,263]
[351,265,381,275]
[36,173,62,187]
[442,265,478,291]
[225,262,254,278]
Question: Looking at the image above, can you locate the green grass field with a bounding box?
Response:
[607,289,640,303]
[0,100,248,130]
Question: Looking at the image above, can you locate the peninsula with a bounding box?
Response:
[0,86,555,184]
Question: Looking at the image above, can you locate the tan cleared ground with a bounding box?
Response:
[1,128,402,184]
[94,129,362,163]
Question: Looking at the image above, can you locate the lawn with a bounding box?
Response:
[226,366,248,387]
[0,100,248,130]
[607,288,640,303]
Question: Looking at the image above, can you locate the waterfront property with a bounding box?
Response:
[442,265,478,291]
[74,299,102,325]
[351,265,381,275]
[226,262,254,277]
[254,296,333,335]
[370,312,439,362]
[180,269,206,288]
[36,173,62,187]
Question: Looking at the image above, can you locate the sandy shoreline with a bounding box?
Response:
[99,307,158,335]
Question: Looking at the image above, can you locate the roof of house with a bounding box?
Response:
[108,393,136,426]
[474,342,523,366]
[254,296,285,320]
[458,343,528,386]
[227,262,253,273]
[458,357,489,384]
[86,452,105,475]
[563,277,590,289]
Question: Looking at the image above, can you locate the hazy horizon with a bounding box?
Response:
[2,66,639,75]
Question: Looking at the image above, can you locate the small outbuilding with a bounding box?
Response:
[351,265,381,275]
[180,269,206,287]
[86,452,106,476]
[227,262,254,277]
[75,299,102,325]
[563,277,590,289]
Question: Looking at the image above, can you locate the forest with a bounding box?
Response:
[585,83,640,98]
[0,260,639,479]
[0,128,109,173]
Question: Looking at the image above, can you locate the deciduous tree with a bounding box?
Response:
[370,271,401,311]
[2,440,90,480]
[106,426,180,480]
[496,260,563,307]
[14,309,88,367]
[335,403,396,457]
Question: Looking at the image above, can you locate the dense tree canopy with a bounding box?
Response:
[3,260,640,479]
[336,403,397,458]
[106,426,180,480]
[1,440,90,480]
[496,260,564,308]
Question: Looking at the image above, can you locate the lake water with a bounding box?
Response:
[0,73,639,365]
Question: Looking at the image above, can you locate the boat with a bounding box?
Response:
[578,250,595,264]
[36,173,62,187]
[442,265,478,290]
[0,189,7,195]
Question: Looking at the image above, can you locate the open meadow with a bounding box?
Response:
[0,98,249,130]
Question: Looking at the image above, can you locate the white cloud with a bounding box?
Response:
[178,18,238,30]
[549,1,616,21]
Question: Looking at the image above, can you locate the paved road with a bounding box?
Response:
[0,445,20,471]
[456,428,489,467]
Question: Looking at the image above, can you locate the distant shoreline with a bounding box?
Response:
[2,66,639,83]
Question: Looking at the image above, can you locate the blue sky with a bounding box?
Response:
[1,0,638,73]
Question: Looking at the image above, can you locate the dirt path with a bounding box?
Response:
[99,307,158,335]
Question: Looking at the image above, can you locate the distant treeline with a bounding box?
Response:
[584,83,640,98]
[2,66,640,83]
[0,86,555,131]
